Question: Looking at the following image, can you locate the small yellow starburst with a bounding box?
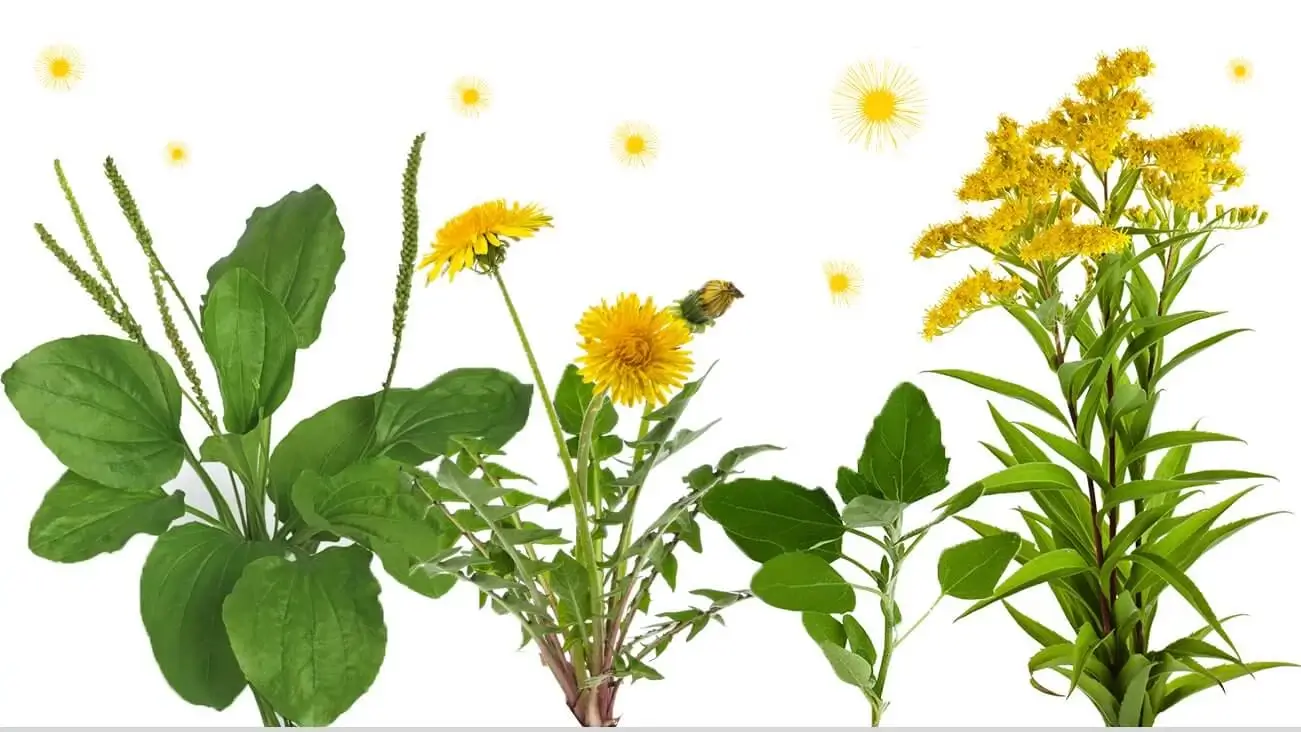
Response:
[164,142,190,167]
[832,60,924,151]
[1227,58,1252,84]
[576,293,694,407]
[35,45,84,91]
[451,77,491,117]
[612,122,658,167]
[823,261,863,306]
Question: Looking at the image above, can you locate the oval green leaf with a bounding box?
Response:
[140,524,278,709]
[938,531,1020,600]
[553,363,617,435]
[3,335,184,490]
[222,545,386,726]
[859,382,950,504]
[28,471,185,563]
[205,185,345,348]
[201,267,297,434]
[702,477,843,562]
[751,552,855,614]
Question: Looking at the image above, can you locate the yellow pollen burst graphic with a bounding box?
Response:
[164,142,190,166]
[832,60,924,151]
[35,45,84,91]
[823,261,863,305]
[451,77,491,116]
[1227,58,1253,84]
[612,122,658,167]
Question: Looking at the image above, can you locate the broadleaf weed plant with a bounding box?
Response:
[702,382,989,725]
[910,49,1296,725]
[311,196,777,726]
[4,135,534,725]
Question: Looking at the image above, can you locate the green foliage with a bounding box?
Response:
[703,381,977,726]
[5,137,533,725]
[200,267,297,434]
[3,335,185,490]
[28,471,185,563]
[222,546,387,726]
[204,184,345,348]
[921,106,1295,725]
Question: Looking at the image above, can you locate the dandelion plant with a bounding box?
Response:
[313,196,777,726]
[911,49,1295,726]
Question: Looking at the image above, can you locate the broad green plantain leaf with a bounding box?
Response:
[205,185,345,348]
[938,532,1020,600]
[3,335,184,490]
[140,524,278,709]
[28,471,185,563]
[751,552,855,613]
[858,382,950,504]
[222,545,386,726]
[292,459,458,598]
[201,267,297,434]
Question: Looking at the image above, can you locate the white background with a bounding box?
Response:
[2,0,1298,726]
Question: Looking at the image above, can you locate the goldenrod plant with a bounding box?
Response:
[311,191,774,726]
[912,50,1295,725]
[4,135,533,726]
[702,382,982,726]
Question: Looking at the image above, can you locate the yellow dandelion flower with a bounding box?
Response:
[451,77,490,117]
[823,261,862,306]
[36,45,84,91]
[832,60,924,151]
[576,293,694,407]
[1227,58,1252,84]
[1019,220,1129,262]
[164,141,189,166]
[921,269,1021,341]
[612,122,658,167]
[418,200,551,283]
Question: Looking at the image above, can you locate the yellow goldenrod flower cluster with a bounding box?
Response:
[922,269,1022,341]
[957,117,1076,203]
[912,49,1256,341]
[1019,219,1130,262]
[1132,127,1244,212]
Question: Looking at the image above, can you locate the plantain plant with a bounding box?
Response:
[702,382,987,726]
[910,49,1295,725]
[4,135,528,725]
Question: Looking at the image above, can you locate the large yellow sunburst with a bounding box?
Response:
[164,141,190,166]
[832,61,924,150]
[418,200,551,282]
[823,260,863,306]
[612,122,658,167]
[576,293,694,407]
[35,45,84,91]
[451,77,491,117]
[1227,58,1252,84]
